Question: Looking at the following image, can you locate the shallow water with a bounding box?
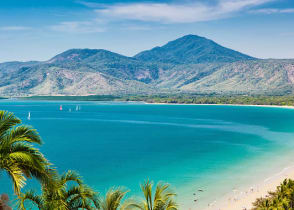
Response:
[1,100,294,209]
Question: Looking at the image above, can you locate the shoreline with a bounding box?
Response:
[203,164,294,210]
[4,98,294,110]
[3,99,294,210]
[143,102,294,109]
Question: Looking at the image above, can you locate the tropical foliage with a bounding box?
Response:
[23,95,294,107]
[123,95,294,106]
[0,110,52,195]
[131,180,177,210]
[252,179,294,209]
[98,188,132,210]
[17,170,99,210]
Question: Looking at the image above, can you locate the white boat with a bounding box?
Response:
[27,112,31,120]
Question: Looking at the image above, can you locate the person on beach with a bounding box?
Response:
[0,194,12,210]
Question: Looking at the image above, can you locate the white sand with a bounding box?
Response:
[200,166,294,210]
[144,102,294,210]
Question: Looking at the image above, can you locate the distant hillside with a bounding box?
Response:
[134,35,255,64]
[47,49,161,83]
[0,35,293,96]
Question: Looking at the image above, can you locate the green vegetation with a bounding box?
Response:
[18,170,99,210]
[123,95,294,106]
[1,35,294,96]
[22,95,121,101]
[0,110,177,210]
[18,94,294,107]
[98,188,132,210]
[135,34,254,64]
[0,111,52,196]
[133,180,177,210]
[253,179,294,209]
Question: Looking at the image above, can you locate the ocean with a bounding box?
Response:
[1,100,294,209]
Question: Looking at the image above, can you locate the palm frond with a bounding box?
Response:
[9,125,42,144]
[141,180,153,210]
[17,190,42,210]
[138,181,178,210]
[5,163,26,195]
[0,111,21,138]
[100,187,129,210]
[61,170,83,186]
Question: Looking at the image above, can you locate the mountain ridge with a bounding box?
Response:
[1,34,294,96]
[134,34,256,64]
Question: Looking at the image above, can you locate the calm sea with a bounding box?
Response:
[1,100,294,209]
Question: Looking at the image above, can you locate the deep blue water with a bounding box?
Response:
[1,100,294,209]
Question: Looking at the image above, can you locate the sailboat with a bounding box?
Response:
[27,112,31,120]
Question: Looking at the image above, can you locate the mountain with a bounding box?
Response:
[135,35,255,64]
[0,35,294,96]
[46,49,160,83]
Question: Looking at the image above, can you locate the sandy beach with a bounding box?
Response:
[149,103,294,210]
[199,165,294,210]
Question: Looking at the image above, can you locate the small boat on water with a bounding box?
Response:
[27,112,31,120]
[60,105,63,111]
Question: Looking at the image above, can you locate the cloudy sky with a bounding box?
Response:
[0,0,293,62]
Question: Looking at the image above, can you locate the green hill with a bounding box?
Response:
[0,35,293,96]
[134,34,255,64]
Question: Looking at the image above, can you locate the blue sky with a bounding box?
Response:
[0,0,294,62]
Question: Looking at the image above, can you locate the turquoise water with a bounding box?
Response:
[1,100,294,209]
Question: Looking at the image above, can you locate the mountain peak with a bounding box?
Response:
[134,34,255,64]
[175,34,205,40]
[48,49,113,63]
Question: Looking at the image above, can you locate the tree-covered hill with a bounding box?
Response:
[1,35,294,96]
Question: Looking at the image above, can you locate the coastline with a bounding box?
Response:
[179,149,294,210]
[3,99,294,210]
[203,165,294,210]
[162,103,294,210]
[143,102,294,109]
[141,102,294,210]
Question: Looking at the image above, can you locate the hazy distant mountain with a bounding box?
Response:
[135,35,255,64]
[1,35,294,96]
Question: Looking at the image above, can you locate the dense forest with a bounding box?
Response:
[124,95,294,106]
[19,95,294,107]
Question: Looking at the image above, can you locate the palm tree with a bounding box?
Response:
[99,187,134,210]
[0,110,52,195]
[18,170,99,210]
[252,179,294,210]
[131,180,178,210]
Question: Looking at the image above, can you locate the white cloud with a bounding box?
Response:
[0,26,31,31]
[76,0,105,8]
[50,21,106,33]
[94,0,274,23]
[251,8,294,14]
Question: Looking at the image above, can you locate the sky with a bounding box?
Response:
[0,0,294,62]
